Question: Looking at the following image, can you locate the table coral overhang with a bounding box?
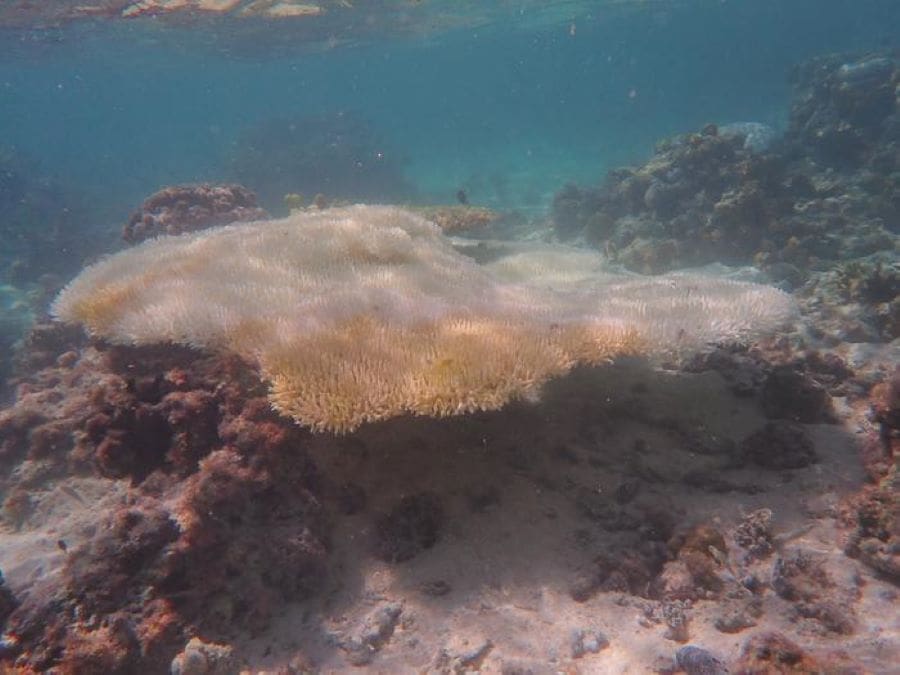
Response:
[52,205,795,433]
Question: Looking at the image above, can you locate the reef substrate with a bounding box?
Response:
[0,308,897,672]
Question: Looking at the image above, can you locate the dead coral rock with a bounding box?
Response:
[761,365,836,424]
[772,549,833,603]
[656,524,729,601]
[412,204,501,233]
[843,471,900,584]
[160,389,222,475]
[733,631,862,674]
[94,411,169,482]
[11,321,86,374]
[854,535,900,583]
[123,183,268,244]
[0,404,47,471]
[683,347,769,396]
[434,636,494,673]
[642,599,692,643]
[713,600,761,634]
[7,443,327,672]
[597,546,667,597]
[675,645,727,675]
[800,351,854,393]
[1,343,327,672]
[59,616,142,674]
[373,492,443,563]
[798,259,900,344]
[839,366,899,583]
[870,364,900,455]
[170,637,237,675]
[2,331,245,493]
[656,560,696,602]
[570,628,609,659]
[616,237,681,275]
[65,502,180,617]
[772,549,857,635]
[734,508,775,560]
[741,421,818,470]
[569,568,602,603]
[170,447,327,635]
[339,602,403,667]
[26,419,73,460]
[86,345,229,483]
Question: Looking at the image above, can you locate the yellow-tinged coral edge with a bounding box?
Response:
[260,316,647,433]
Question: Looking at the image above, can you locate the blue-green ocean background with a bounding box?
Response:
[2,0,899,225]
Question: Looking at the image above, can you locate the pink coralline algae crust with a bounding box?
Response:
[0,323,327,673]
[122,183,269,244]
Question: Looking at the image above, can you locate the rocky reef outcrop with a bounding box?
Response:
[122,183,269,244]
[552,52,899,298]
[552,50,900,358]
[0,325,328,672]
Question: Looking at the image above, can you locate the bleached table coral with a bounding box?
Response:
[53,205,794,433]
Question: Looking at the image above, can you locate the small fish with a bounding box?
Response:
[456,189,468,205]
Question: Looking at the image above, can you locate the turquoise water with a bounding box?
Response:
[2,0,897,222]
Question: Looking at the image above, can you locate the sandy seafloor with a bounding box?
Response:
[1,353,897,673]
[227,363,900,673]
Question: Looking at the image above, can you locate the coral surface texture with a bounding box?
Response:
[52,205,794,432]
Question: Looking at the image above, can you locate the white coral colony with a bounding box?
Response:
[53,205,794,433]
